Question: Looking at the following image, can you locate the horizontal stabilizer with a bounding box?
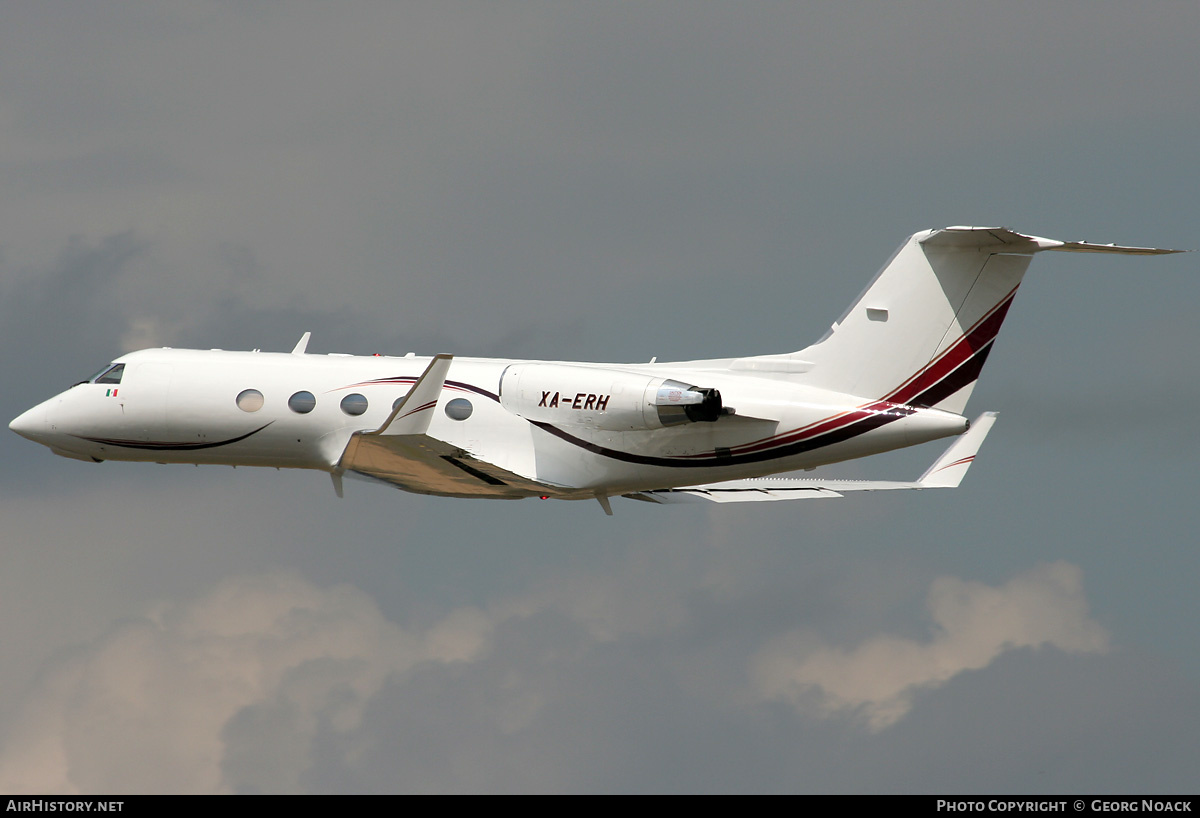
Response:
[627,412,997,505]
[1049,241,1183,255]
[922,226,1183,256]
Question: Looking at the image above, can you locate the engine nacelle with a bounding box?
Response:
[499,364,722,431]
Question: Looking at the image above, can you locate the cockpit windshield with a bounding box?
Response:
[96,364,125,384]
[78,363,124,387]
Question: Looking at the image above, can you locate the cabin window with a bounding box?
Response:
[236,389,265,413]
[341,393,368,416]
[288,391,316,414]
[94,364,124,385]
[445,398,473,421]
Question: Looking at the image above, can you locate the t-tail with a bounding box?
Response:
[777,227,1181,414]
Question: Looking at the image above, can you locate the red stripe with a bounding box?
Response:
[675,288,1020,459]
[398,400,437,420]
[885,286,1018,405]
[930,456,974,474]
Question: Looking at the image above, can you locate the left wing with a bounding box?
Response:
[626,412,997,504]
[340,430,561,499]
[335,354,565,499]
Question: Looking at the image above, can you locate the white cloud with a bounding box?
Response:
[0,536,1181,793]
[0,571,491,794]
[751,562,1110,731]
[0,525,728,793]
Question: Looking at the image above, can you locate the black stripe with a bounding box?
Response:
[908,340,995,409]
[442,456,507,485]
[76,422,274,451]
[531,407,906,469]
[359,376,499,402]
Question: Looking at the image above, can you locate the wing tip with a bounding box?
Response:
[917,412,998,488]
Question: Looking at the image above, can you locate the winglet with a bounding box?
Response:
[371,354,454,437]
[291,332,312,355]
[917,412,997,488]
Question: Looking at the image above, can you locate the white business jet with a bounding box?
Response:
[10,227,1180,514]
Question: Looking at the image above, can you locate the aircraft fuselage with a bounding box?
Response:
[11,346,967,500]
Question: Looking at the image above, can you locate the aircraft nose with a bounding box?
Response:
[9,404,47,442]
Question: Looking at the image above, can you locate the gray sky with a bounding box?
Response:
[1,1,1197,793]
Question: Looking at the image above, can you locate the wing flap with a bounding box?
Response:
[626,485,843,504]
[340,431,561,499]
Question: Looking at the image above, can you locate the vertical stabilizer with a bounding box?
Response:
[790,227,1178,414]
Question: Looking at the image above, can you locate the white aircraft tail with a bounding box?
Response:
[782,227,1179,414]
